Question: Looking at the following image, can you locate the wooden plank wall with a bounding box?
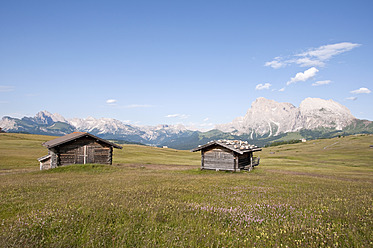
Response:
[56,137,111,166]
[202,146,235,171]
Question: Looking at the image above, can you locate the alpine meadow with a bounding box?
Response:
[0,133,372,247]
[1,1,373,247]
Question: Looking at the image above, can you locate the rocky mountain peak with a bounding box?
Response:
[299,98,355,130]
[299,97,353,115]
[34,110,67,125]
[216,97,356,137]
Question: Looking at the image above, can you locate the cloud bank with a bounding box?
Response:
[265,42,360,69]
[297,42,361,61]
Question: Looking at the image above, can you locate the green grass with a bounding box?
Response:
[0,133,200,171]
[0,133,53,170]
[0,133,372,247]
[113,144,200,166]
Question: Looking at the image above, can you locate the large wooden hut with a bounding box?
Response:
[38,132,122,170]
[191,140,261,171]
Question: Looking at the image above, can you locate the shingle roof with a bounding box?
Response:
[42,132,122,149]
[191,139,261,154]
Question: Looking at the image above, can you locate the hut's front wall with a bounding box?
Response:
[56,137,112,166]
[202,146,236,171]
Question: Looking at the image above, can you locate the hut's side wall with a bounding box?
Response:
[40,157,51,170]
[202,146,236,171]
[57,137,112,166]
[50,150,58,169]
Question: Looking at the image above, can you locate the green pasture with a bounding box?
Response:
[0,133,372,247]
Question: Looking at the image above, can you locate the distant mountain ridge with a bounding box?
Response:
[0,111,191,146]
[1,97,372,149]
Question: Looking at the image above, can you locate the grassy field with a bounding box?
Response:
[0,133,372,247]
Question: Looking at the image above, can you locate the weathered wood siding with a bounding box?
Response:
[202,146,236,171]
[50,150,58,169]
[56,137,112,166]
[40,157,51,170]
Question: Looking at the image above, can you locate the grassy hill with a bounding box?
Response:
[0,133,200,171]
[0,133,372,247]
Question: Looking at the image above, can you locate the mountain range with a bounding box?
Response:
[1,97,372,149]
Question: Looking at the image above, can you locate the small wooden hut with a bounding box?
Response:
[38,132,122,170]
[191,140,261,171]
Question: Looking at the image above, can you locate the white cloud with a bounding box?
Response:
[165,114,190,119]
[0,85,15,92]
[346,96,357,101]
[255,83,272,90]
[312,80,332,86]
[287,67,319,85]
[264,57,286,69]
[203,117,209,122]
[279,87,285,92]
[294,57,326,67]
[350,87,371,94]
[106,99,117,104]
[297,42,361,61]
[265,42,360,69]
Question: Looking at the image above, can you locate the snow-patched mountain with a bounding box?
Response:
[0,111,75,136]
[0,116,17,130]
[27,110,67,125]
[68,116,189,143]
[1,110,68,129]
[0,111,192,145]
[139,124,188,141]
[69,117,141,136]
[216,97,356,138]
[1,98,371,149]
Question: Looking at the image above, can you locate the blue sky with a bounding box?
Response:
[1,0,372,130]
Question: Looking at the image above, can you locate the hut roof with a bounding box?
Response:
[42,132,122,149]
[37,154,51,162]
[191,139,261,154]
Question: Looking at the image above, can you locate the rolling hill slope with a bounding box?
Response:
[0,133,372,247]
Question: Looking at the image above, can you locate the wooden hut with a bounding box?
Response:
[38,132,122,170]
[191,140,261,171]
